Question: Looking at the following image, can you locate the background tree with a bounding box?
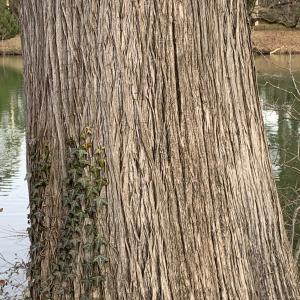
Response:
[20,1,299,299]
[9,0,19,17]
[0,0,19,40]
[250,0,300,27]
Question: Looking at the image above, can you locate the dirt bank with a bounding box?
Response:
[0,35,21,55]
[252,30,300,55]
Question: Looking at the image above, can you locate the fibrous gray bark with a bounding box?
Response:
[20,1,299,299]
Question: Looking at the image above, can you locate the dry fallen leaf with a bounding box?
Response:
[0,279,6,286]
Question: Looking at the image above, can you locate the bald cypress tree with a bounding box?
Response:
[20,1,299,299]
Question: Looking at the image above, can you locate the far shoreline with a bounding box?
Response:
[252,30,300,55]
[0,35,22,56]
[2,31,300,57]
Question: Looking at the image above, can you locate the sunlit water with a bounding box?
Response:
[256,55,300,239]
[0,55,299,296]
[0,57,28,299]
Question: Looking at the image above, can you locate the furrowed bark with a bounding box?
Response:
[20,0,299,299]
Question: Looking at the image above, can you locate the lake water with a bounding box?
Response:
[0,55,300,296]
[0,57,28,298]
[256,55,300,240]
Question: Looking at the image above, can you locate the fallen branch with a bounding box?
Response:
[270,46,284,55]
[252,16,300,28]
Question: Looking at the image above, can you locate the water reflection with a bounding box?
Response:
[0,57,28,298]
[256,55,300,245]
[0,76,24,196]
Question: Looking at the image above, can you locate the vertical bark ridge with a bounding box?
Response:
[20,0,299,299]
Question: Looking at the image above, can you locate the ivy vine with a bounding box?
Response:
[53,127,109,297]
[27,127,109,299]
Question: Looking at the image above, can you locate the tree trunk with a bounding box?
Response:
[20,1,299,299]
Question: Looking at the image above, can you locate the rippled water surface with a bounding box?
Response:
[256,55,300,247]
[256,55,300,199]
[0,57,28,298]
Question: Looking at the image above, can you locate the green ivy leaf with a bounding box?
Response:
[94,197,108,207]
[93,255,109,266]
[90,275,106,284]
[77,148,88,158]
